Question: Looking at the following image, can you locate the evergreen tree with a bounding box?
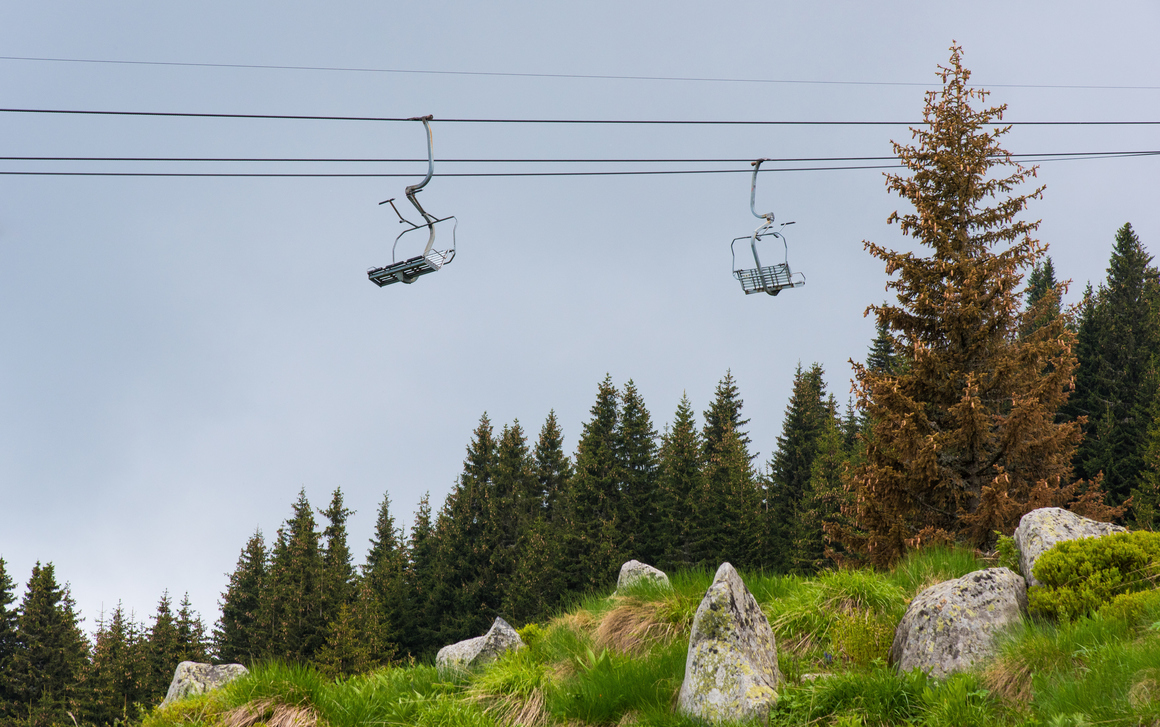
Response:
[655,394,704,571]
[846,46,1106,564]
[175,594,208,663]
[214,529,266,665]
[364,492,407,653]
[702,371,752,456]
[316,580,394,679]
[489,421,537,612]
[1132,372,1160,529]
[145,592,181,702]
[320,488,357,628]
[0,558,20,722]
[793,414,855,572]
[534,410,573,523]
[262,489,326,662]
[84,604,148,726]
[9,562,89,727]
[560,375,623,593]
[1066,224,1160,504]
[428,415,498,645]
[765,363,832,572]
[1022,256,1062,337]
[866,320,900,375]
[616,380,660,563]
[401,493,436,657]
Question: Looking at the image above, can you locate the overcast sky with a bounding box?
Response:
[1,1,1157,635]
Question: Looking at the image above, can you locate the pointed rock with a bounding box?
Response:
[677,562,779,723]
[890,567,1026,679]
[160,662,249,707]
[1014,507,1126,587]
[435,617,523,673]
[615,560,671,594]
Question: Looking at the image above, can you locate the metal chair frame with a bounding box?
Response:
[367,116,457,287]
[730,159,805,296]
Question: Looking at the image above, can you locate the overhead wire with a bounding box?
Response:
[1,107,1158,126]
[3,54,1159,91]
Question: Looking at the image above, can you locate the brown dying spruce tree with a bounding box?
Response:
[843,44,1116,566]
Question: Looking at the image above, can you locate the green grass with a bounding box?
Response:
[141,549,1160,727]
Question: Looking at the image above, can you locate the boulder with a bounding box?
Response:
[1014,507,1127,587]
[889,567,1026,679]
[160,661,249,707]
[615,560,671,593]
[436,617,523,672]
[677,562,780,723]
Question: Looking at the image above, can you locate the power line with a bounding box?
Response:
[1,107,1157,126]
[3,54,1158,91]
[2,150,1155,164]
[1,152,1154,178]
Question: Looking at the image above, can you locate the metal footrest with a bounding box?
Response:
[367,250,452,287]
[734,263,805,296]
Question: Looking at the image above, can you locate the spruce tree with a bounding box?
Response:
[428,415,498,645]
[866,320,900,375]
[793,414,855,572]
[175,594,208,663]
[262,489,326,662]
[316,580,393,678]
[1022,256,1062,337]
[9,562,89,726]
[214,529,266,665]
[364,492,407,653]
[489,421,536,609]
[401,493,436,657]
[616,380,660,563]
[765,363,832,572]
[320,488,357,629]
[145,592,181,702]
[1066,224,1160,504]
[535,410,573,523]
[0,558,20,722]
[702,371,752,457]
[560,375,623,593]
[655,394,704,571]
[846,46,1105,563]
[84,604,148,726]
[1132,377,1160,529]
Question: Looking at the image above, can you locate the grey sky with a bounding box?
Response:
[1,1,1157,633]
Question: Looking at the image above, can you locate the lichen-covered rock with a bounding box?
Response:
[160,661,248,707]
[435,617,523,673]
[889,568,1026,679]
[615,560,671,593]
[677,562,780,723]
[1014,507,1127,587]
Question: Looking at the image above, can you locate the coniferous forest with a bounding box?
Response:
[2,48,1159,727]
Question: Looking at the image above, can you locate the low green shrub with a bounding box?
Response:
[996,534,1021,574]
[1029,531,1160,621]
[831,611,896,667]
[1098,587,1160,626]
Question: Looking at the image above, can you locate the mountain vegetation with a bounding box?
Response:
[2,44,1158,726]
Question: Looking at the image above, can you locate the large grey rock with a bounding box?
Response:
[677,562,780,723]
[159,661,248,707]
[1014,507,1127,587]
[890,567,1026,679]
[615,560,671,593]
[436,617,523,672]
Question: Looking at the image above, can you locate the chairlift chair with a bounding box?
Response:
[368,115,458,287]
[731,159,805,296]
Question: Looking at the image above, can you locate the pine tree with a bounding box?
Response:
[534,410,573,523]
[401,493,436,657]
[1066,224,1160,504]
[793,414,854,572]
[262,489,326,662]
[616,380,660,563]
[765,363,833,572]
[84,604,148,726]
[320,488,357,629]
[9,562,89,727]
[0,558,20,722]
[175,594,209,663]
[845,46,1106,564]
[364,492,407,653]
[560,375,623,593]
[214,529,266,665]
[655,394,704,571]
[145,592,182,702]
[428,415,498,645]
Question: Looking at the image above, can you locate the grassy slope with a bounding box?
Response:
[144,548,1160,727]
